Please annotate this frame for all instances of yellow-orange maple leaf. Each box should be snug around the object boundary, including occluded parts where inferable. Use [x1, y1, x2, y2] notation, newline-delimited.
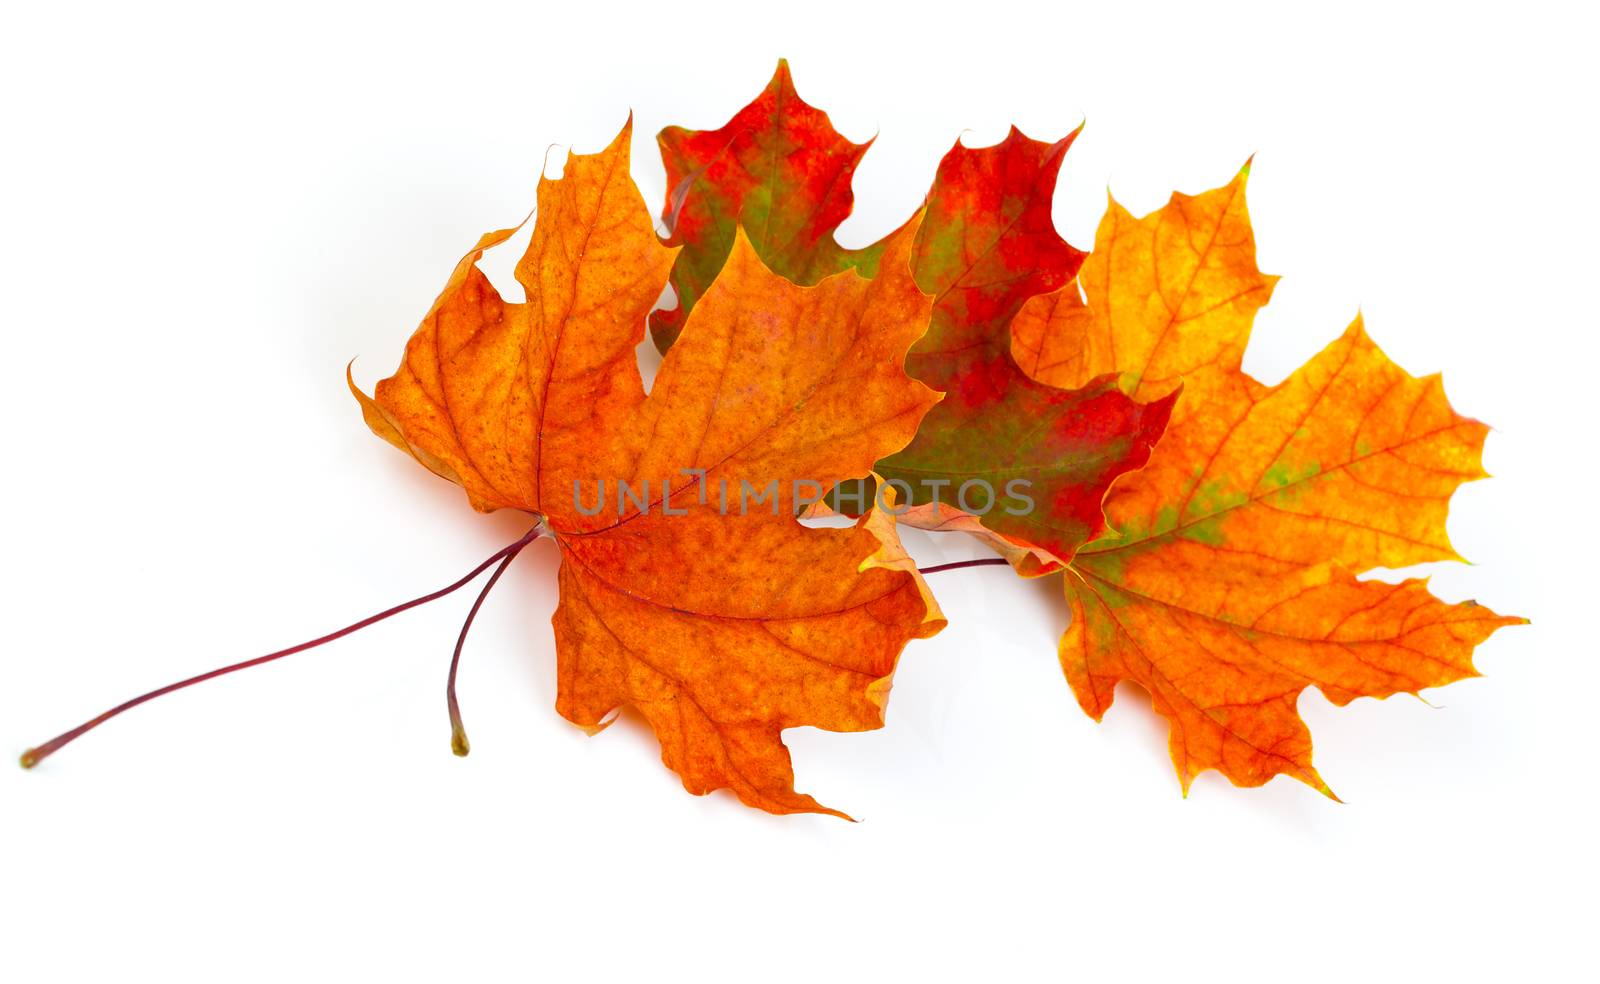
[1010, 169, 1523, 795]
[351, 122, 943, 816]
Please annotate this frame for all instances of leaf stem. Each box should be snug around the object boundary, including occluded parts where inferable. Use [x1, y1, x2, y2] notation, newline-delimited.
[21, 530, 1010, 770]
[446, 544, 527, 757]
[917, 558, 1012, 575]
[20, 526, 543, 770]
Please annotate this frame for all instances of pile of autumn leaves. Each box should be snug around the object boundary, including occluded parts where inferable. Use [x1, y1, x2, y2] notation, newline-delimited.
[354, 64, 1521, 817]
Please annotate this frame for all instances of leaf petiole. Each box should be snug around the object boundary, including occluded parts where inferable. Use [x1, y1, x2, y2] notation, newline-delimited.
[917, 558, 1011, 575]
[20, 527, 1003, 770]
[445, 544, 528, 757]
[20, 525, 544, 770]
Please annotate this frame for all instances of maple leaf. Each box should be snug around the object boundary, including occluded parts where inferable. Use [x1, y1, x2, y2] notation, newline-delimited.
[651, 60, 890, 351]
[869, 127, 1175, 567]
[652, 66, 1174, 568]
[352, 121, 943, 817]
[1011, 171, 1524, 794]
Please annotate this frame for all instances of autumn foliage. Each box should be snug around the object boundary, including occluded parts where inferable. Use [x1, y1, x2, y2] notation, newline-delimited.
[24, 61, 1521, 818]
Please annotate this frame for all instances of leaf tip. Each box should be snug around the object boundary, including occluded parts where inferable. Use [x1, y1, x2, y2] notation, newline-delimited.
[607, 112, 635, 151]
[822, 806, 858, 823]
[1305, 767, 1342, 802]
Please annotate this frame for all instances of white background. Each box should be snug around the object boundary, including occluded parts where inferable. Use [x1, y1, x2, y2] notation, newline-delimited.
[2, 1, 1593, 980]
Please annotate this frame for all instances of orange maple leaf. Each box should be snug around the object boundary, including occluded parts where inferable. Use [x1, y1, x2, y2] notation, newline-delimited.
[1009, 169, 1524, 795]
[352, 122, 943, 816]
